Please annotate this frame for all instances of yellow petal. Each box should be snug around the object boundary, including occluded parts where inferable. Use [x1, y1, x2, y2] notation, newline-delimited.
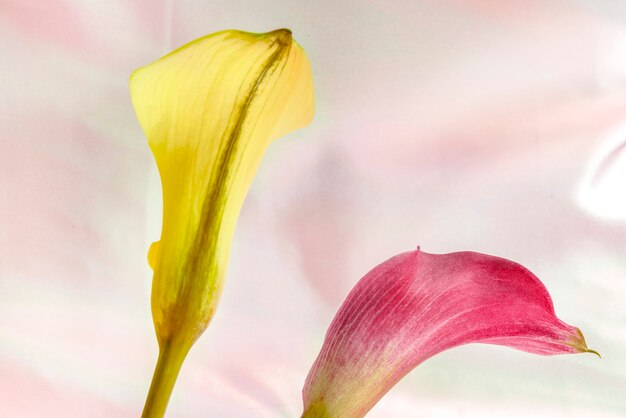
[130, 29, 314, 346]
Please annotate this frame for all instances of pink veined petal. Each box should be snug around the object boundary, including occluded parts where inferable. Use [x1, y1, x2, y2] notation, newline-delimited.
[302, 248, 597, 418]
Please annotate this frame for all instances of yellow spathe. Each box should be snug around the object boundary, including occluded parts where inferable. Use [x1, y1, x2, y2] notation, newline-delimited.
[131, 29, 314, 417]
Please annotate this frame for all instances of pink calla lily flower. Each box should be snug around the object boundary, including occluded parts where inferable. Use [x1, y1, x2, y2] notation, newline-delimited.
[302, 248, 597, 418]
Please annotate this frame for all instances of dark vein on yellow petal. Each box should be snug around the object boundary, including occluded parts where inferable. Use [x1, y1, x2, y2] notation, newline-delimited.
[172, 35, 292, 335]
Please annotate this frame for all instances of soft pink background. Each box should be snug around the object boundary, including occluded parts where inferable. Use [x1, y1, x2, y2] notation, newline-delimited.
[1, 1, 625, 417]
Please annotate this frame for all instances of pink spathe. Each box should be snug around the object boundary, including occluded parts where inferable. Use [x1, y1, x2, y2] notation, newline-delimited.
[303, 249, 593, 418]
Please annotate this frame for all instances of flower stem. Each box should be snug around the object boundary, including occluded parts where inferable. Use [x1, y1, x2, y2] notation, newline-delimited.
[142, 339, 191, 418]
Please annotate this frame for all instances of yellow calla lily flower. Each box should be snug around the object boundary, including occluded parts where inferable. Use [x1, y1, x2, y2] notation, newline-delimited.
[130, 28, 314, 418]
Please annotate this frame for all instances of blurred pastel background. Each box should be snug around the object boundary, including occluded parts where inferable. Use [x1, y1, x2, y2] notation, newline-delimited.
[1, 0, 626, 417]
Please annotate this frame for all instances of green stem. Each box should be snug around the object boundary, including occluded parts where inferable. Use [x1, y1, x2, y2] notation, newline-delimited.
[142, 339, 191, 418]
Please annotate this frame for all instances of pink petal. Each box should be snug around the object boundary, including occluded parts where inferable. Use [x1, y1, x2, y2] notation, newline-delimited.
[302, 248, 596, 418]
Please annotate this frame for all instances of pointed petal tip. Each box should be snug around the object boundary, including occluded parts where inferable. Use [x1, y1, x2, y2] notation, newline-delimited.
[569, 328, 601, 358]
[269, 28, 293, 45]
[585, 348, 602, 358]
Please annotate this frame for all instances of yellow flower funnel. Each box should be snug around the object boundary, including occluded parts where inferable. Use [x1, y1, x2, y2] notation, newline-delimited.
[130, 29, 314, 418]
